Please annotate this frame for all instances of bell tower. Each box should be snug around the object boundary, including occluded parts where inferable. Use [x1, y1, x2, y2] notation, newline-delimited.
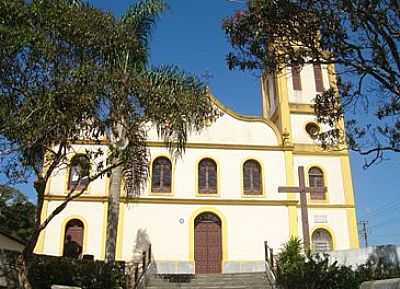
[261, 70, 293, 146]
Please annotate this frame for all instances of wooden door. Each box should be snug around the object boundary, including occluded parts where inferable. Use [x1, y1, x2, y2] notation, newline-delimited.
[63, 219, 84, 257]
[65, 219, 84, 247]
[194, 213, 222, 274]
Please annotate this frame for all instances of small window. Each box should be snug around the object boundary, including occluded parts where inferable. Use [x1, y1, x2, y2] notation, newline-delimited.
[68, 155, 90, 190]
[313, 64, 324, 92]
[151, 157, 172, 193]
[291, 65, 302, 91]
[309, 167, 325, 200]
[305, 122, 320, 140]
[243, 160, 262, 195]
[312, 229, 333, 252]
[198, 158, 217, 194]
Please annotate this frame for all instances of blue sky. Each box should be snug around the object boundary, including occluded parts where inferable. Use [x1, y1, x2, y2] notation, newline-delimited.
[11, 0, 400, 247]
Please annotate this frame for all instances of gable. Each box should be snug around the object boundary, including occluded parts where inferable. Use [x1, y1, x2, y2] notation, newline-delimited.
[147, 94, 281, 146]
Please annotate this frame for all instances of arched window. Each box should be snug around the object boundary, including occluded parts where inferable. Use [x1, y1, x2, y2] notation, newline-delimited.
[313, 64, 324, 92]
[312, 228, 333, 252]
[151, 157, 172, 192]
[63, 219, 84, 258]
[68, 155, 90, 190]
[243, 160, 262, 195]
[309, 167, 325, 200]
[291, 65, 302, 91]
[198, 158, 217, 194]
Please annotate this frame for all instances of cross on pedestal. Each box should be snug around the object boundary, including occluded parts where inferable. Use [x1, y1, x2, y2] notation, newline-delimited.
[278, 166, 327, 251]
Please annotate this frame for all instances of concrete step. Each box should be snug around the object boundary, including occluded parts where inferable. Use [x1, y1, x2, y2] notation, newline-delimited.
[146, 272, 271, 289]
[146, 285, 272, 289]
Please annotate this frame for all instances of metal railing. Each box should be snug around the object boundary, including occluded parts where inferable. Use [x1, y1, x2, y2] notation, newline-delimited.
[264, 241, 277, 289]
[127, 244, 152, 289]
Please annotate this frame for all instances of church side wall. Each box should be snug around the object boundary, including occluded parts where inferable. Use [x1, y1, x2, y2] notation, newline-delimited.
[297, 208, 350, 250]
[293, 155, 346, 204]
[41, 201, 106, 259]
[46, 144, 109, 197]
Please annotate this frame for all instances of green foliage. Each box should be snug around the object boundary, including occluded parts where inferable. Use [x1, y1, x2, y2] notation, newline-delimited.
[28, 255, 126, 289]
[277, 238, 304, 267]
[0, 185, 35, 242]
[223, 0, 400, 165]
[1, 249, 127, 289]
[0, 0, 219, 270]
[0, 0, 219, 192]
[275, 239, 400, 289]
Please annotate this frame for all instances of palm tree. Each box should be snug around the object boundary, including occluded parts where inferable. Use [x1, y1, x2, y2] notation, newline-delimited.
[102, 0, 219, 262]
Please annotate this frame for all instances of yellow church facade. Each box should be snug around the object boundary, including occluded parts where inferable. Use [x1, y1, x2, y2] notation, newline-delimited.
[35, 63, 359, 274]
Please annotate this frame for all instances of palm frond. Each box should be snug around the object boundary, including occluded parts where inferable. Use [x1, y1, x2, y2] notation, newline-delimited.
[122, 0, 167, 67]
[131, 65, 220, 154]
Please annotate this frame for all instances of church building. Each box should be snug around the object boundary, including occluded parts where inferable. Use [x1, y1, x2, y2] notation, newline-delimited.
[35, 63, 360, 274]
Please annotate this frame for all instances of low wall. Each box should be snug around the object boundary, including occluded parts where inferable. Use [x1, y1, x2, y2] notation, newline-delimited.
[360, 278, 400, 289]
[326, 245, 400, 268]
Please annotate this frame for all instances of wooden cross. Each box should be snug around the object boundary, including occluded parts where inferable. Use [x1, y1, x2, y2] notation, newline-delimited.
[278, 166, 327, 251]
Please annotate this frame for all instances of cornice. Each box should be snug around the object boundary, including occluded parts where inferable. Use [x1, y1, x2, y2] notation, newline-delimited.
[289, 103, 315, 114]
[44, 195, 354, 209]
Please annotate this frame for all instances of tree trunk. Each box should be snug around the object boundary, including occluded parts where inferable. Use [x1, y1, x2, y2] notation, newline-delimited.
[16, 178, 46, 289]
[105, 165, 122, 263]
[17, 234, 39, 289]
[17, 255, 32, 289]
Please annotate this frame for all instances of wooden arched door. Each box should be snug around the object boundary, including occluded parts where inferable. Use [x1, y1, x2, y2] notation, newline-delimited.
[194, 212, 222, 274]
[63, 219, 84, 258]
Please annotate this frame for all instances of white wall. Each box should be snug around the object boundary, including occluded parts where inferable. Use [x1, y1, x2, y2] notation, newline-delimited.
[48, 144, 109, 197]
[145, 147, 287, 200]
[293, 155, 346, 204]
[308, 208, 350, 250]
[121, 203, 290, 262]
[291, 114, 320, 144]
[43, 201, 106, 259]
[327, 245, 400, 267]
[147, 113, 279, 146]
[287, 64, 331, 104]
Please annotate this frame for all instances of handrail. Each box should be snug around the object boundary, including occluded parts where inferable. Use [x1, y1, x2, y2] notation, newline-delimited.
[127, 244, 152, 289]
[264, 241, 277, 289]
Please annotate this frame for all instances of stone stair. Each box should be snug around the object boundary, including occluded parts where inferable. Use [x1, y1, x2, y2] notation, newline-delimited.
[146, 272, 273, 289]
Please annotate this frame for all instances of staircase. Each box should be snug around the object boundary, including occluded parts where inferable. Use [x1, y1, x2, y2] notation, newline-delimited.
[146, 272, 273, 289]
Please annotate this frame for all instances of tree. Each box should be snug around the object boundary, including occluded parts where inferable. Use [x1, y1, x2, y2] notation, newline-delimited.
[223, 0, 400, 166]
[103, 0, 166, 264]
[0, 185, 35, 242]
[0, 0, 219, 288]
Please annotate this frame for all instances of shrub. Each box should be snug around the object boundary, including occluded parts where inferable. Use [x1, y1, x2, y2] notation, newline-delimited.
[274, 238, 398, 289]
[27, 254, 126, 289]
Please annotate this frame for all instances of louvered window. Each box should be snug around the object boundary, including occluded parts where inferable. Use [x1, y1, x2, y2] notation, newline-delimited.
[312, 229, 333, 252]
[309, 167, 325, 200]
[151, 157, 172, 192]
[198, 158, 217, 194]
[243, 160, 262, 195]
[68, 155, 90, 190]
[291, 65, 302, 91]
[313, 64, 324, 92]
